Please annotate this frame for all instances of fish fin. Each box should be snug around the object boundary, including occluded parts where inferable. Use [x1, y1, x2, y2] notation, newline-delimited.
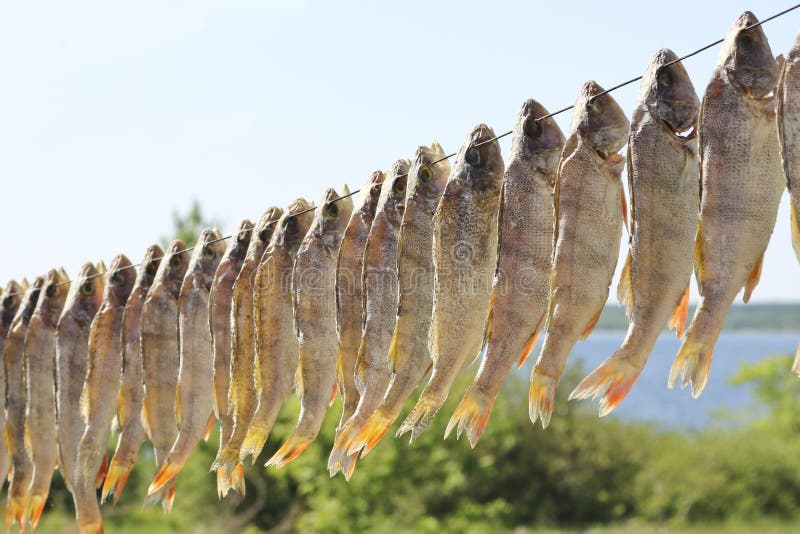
[387, 329, 400, 375]
[203, 414, 216, 442]
[620, 188, 629, 234]
[141, 397, 153, 440]
[518, 315, 545, 368]
[162, 480, 177, 514]
[147, 457, 184, 497]
[693, 225, 705, 293]
[240, 427, 268, 464]
[418, 362, 433, 387]
[668, 334, 714, 398]
[329, 384, 339, 407]
[339, 453, 358, 481]
[669, 284, 690, 338]
[354, 339, 367, 395]
[211, 444, 240, 474]
[6, 493, 27, 532]
[26, 495, 47, 531]
[96, 453, 110, 488]
[580, 306, 603, 340]
[792, 341, 800, 376]
[230, 463, 246, 496]
[328, 420, 360, 477]
[791, 200, 800, 261]
[175, 384, 182, 427]
[569, 353, 642, 416]
[445, 385, 495, 448]
[626, 135, 635, 234]
[396, 396, 442, 444]
[528, 369, 558, 429]
[617, 251, 634, 319]
[742, 252, 764, 304]
[95, 260, 107, 275]
[265, 433, 313, 469]
[348, 408, 394, 458]
[483, 289, 497, 347]
[215, 466, 231, 499]
[101, 461, 133, 505]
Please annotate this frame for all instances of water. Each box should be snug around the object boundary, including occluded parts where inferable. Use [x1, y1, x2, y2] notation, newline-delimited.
[518, 331, 799, 429]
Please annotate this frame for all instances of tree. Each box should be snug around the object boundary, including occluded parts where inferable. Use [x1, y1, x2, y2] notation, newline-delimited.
[160, 199, 222, 249]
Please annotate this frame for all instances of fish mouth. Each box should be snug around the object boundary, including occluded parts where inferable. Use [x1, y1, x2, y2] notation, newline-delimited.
[663, 120, 697, 140]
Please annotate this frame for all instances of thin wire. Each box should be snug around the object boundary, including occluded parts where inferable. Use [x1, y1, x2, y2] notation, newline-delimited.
[4, 3, 799, 298]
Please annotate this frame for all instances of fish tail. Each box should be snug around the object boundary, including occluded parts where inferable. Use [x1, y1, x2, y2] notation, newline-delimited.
[569, 351, 642, 416]
[668, 333, 714, 398]
[25, 494, 47, 531]
[793, 341, 800, 376]
[6, 494, 28, 532]
[348, 408, 394, 458]
[101, 461, 133, 505]
[230, 463, 246, 496]
[147, 457, 185, 497]
[141, 478, 176, 512]
[76, 520, 104, 534]
[265, 433, 313, 469]
[396, 395, 444, 444]
[239, 428, 268, 465]
[211, 445, 240, 475]
[528, 370, 558, 429]
[444, 385, 495, 448]
[215, 466, 232, 499]
[327, 421, 362, 479]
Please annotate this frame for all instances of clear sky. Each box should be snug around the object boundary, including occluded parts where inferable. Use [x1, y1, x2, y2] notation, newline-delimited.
[1, 0, 798, 302]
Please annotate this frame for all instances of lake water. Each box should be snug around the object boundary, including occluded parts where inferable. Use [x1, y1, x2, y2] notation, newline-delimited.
[517, 331, 800, 429]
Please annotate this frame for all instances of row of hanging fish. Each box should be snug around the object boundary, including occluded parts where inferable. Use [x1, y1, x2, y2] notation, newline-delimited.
[0, 10, 798, 534]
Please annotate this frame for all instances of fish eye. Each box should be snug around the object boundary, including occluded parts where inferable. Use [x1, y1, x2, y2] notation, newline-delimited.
[203, 244, 216, 259]
[325, 202, 339, 218]
[465, 147, 481, 166]
[259, 227, 271, 243]
[738, 33, 753, 52]
[169, 256, 181, 269]
[237, 229, 250, 243]
[81, 280, 94, 295]
[145, 261, 158, 276]
[46, 284, 56, 298]
[283, 216, 297, 229]
[588, 97, 603, 115]
[110, 271, 122, 284]
[658, 68, 673, 88]
[523, 116, 542, 138]
[392, 179, 406, 195]
[417, 166, 432, 182]
[2, 296, 13, 309]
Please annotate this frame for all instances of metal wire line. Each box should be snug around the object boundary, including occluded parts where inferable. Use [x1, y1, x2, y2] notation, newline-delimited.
[3, 3, 799, 298]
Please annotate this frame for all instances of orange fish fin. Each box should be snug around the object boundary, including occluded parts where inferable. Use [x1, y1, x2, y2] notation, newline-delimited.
[417, 362, 433, 387]
[329, 384, 339, 407]
[175, 384, 182, 426]
[96, 453, 110, 488]
[617, 250, 634, 319]
[570, 355, 642, 416]
[694, 224, 705, 294]
[265, 433, 313, 469]
[669, 284, 690, 338]
[518, 314, 545, 367]
[743, 251, 764, 304]
[620, 187, 629, 233]
[203, 414, 216, 442]
[528, 370, 558, 429]
[354, 339, 367, 394]
[445, 386, 495, 448]
[141, 397, 153, 439]
[387, 329, 400, 375]
[580, 306, 604, 340]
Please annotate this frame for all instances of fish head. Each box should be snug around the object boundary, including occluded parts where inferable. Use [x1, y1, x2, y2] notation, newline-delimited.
[459, 124, 504, 195]
[644, 49, 700, 134]
[105, 254, 136, 306]
[192, 228, 226, 288]
[2, 280, 25, 328]
[159, 240, 190, 299]
[513, 99, 566, 177]
[228, 219, 254, 264]
[360, 171, 386, 217]
[319, 186, 355, 249]
[139, 244, 164, 289]
[724, 12, 778, 99]
[573, 81, 630, 158]
[409, 142, 450, 204]
[61, 262, 104, 326]
[17, 275, 45, 323]
[251, 207, 284, 259]
[278, 198, 315, 255]
[380, 159, 411, 226]
[39, 268, 70, 325]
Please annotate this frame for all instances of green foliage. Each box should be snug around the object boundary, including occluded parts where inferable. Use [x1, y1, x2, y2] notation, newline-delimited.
[160, 200, 222, 249]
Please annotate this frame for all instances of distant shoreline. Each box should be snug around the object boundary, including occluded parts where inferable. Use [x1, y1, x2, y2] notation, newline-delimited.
[595, 303, 800, 332]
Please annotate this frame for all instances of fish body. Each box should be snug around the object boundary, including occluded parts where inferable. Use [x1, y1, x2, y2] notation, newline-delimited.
[329, 161, 409, 477]
[141, 241, 189, 511]
[398, 125, 505, 442]
[351, 144, 450, 457]
[103, 245, 163, 504]
[24, 269, 69, 528]
[572, 49, 701, 414]
[209, 220, 251, 497]
[5, 276, 43, 531]
[147, 230, 225, 497]
[529, 81, 630, 429]
[56, 263, 105, 494]
[74, 255, 136, 533]
[330, 172, 384, 463]
[240, 200, 315, 463]
[448, 99, 565, 446]
[669, 12, 783, 396]
[0, 281, 24, 491]
[779, 34, 800, 370]
[213, 207, 283, 474]
[266, 187, 354, 468]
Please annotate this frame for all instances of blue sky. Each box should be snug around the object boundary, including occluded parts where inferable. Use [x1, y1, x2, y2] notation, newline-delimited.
[1, 1, 798, 302]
